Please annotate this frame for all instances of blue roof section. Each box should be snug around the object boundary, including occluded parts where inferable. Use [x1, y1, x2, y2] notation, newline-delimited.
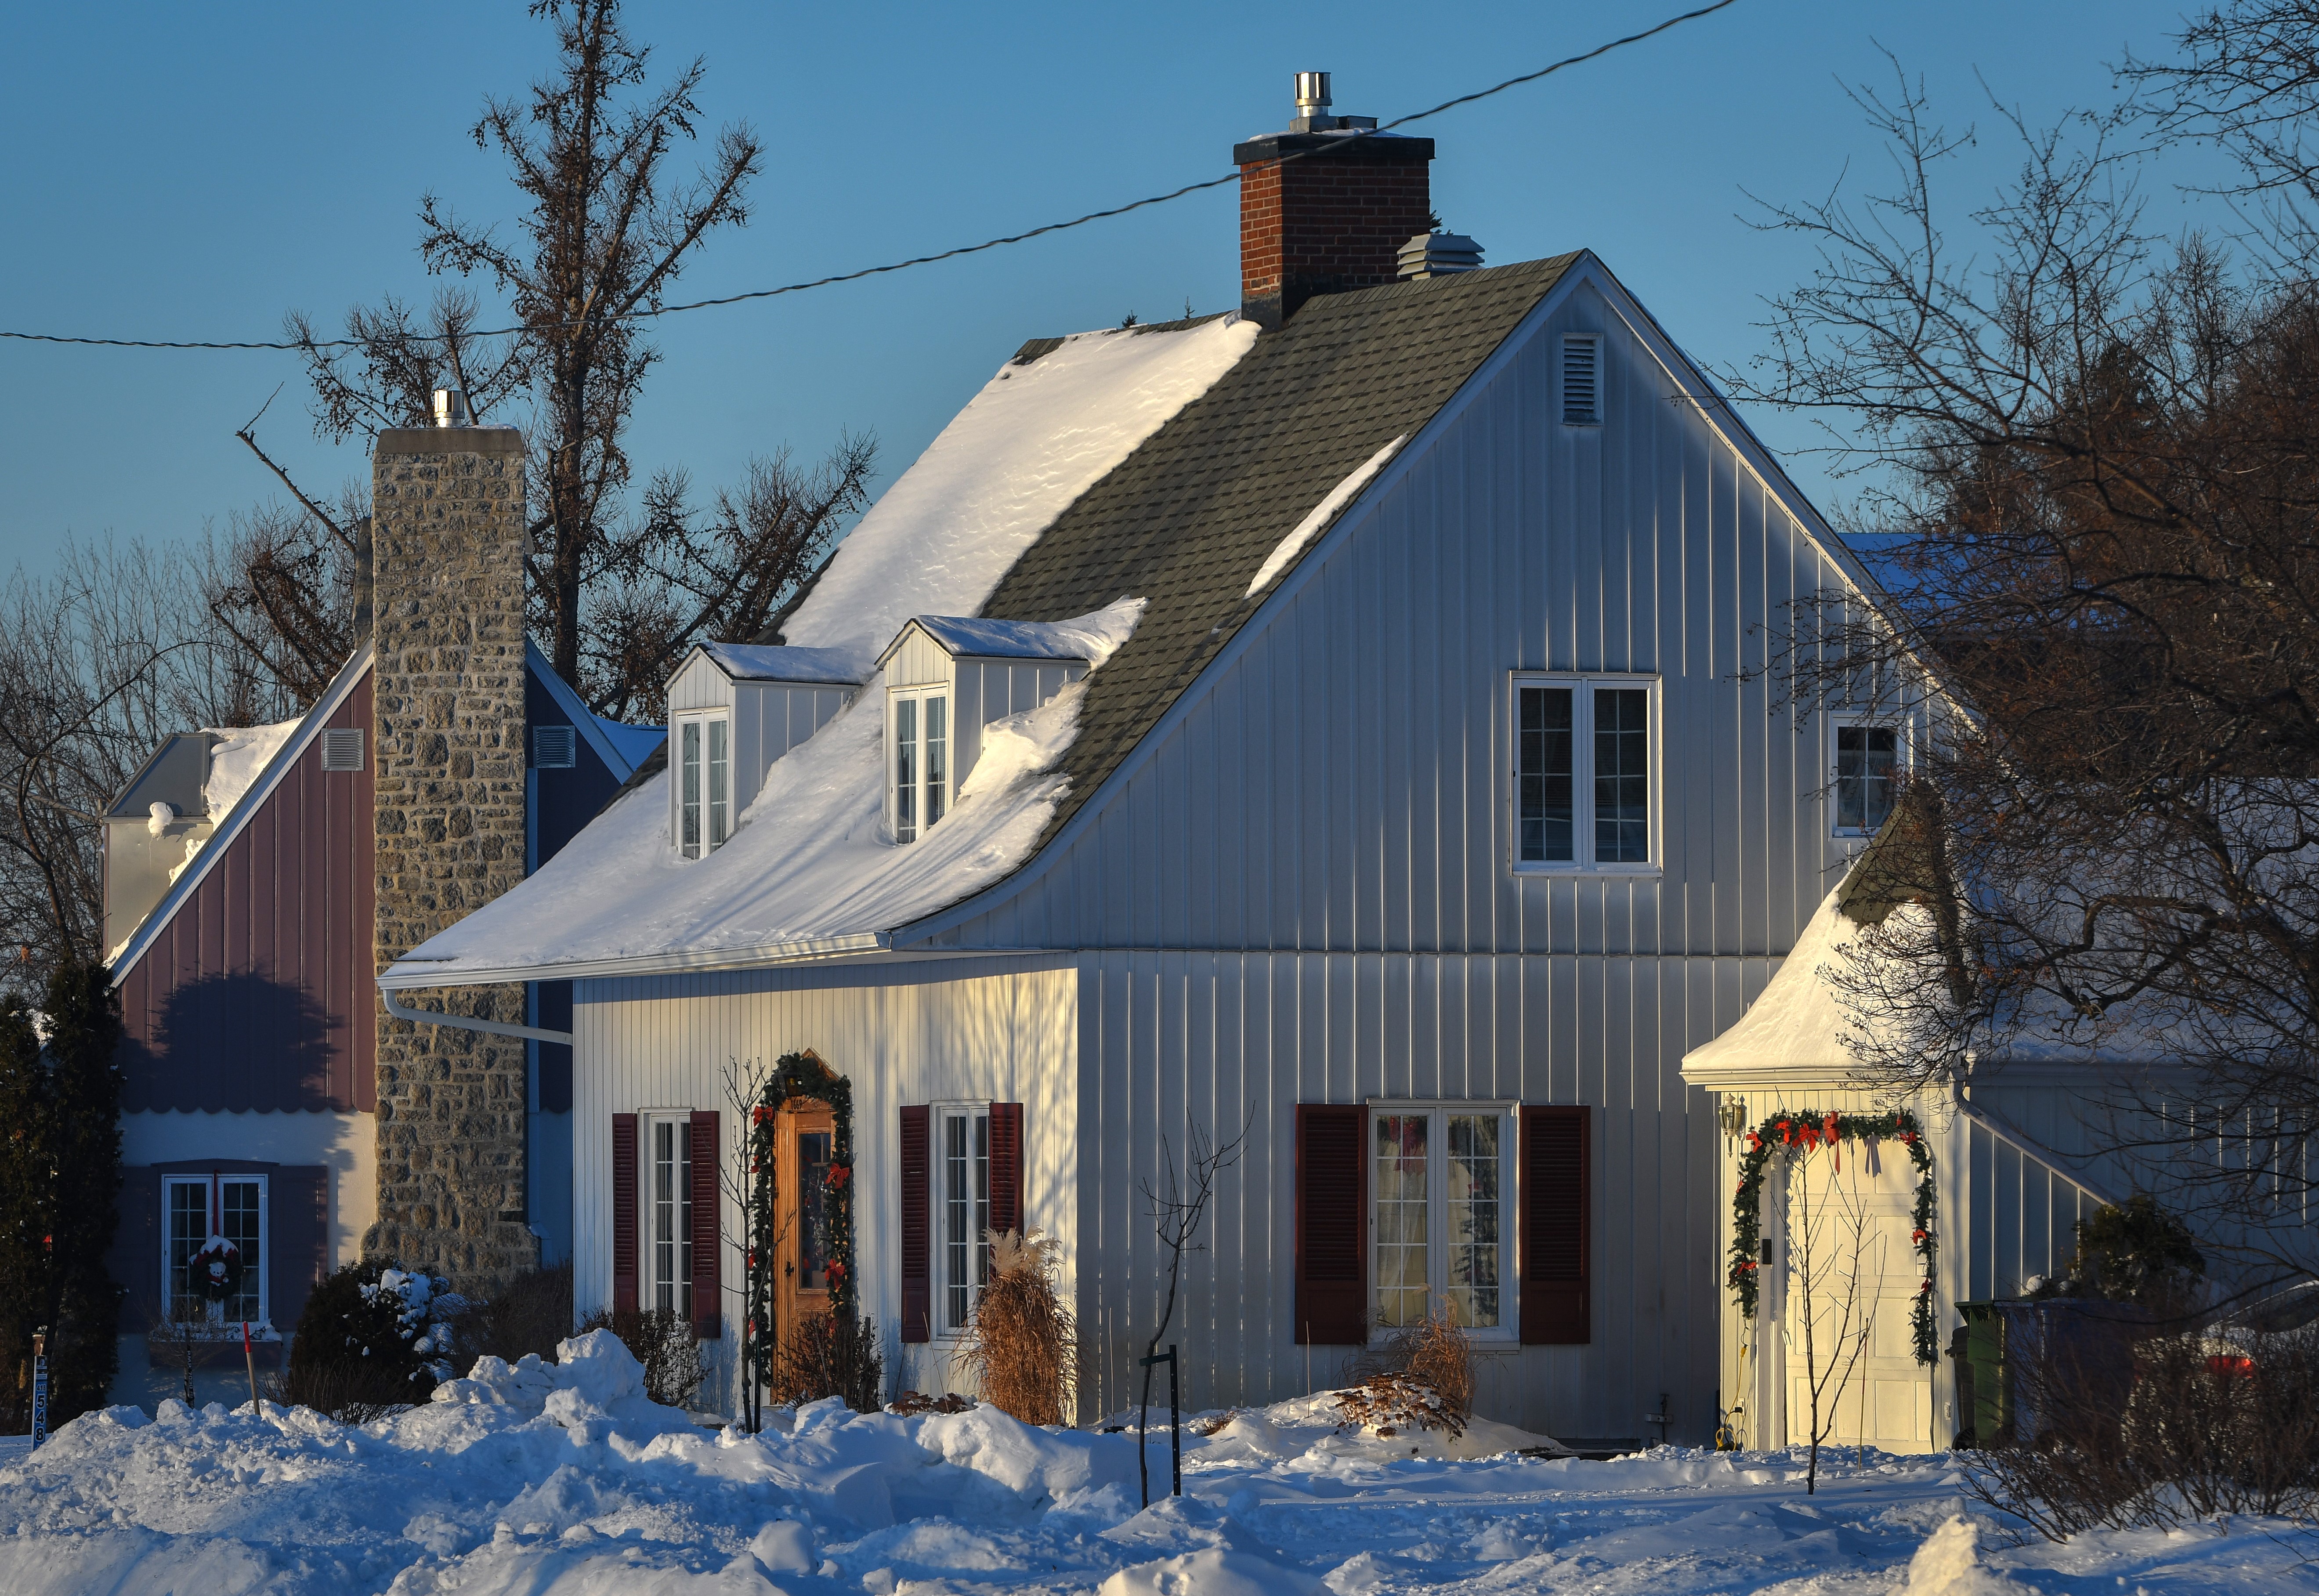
[695, 642, 864, 685]
[593, 715, 666, 770]
[902, 615, 1092, 662]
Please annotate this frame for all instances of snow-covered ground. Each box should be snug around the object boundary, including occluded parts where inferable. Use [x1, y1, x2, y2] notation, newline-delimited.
[0, 1334, 2307, 1596]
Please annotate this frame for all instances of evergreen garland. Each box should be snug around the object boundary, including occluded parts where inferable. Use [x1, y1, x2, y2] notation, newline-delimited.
[1727, 1108, 1939, 1366]
[744, 1051, 856, 1401]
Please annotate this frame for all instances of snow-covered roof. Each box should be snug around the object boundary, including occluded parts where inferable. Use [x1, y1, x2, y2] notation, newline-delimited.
[379, 601, 1147, 985]
[109, 645, 375, 982]
[881, 615, 1093, 666]
[692, 641, 864, 686]
[375, 315, 1259, 985]
[773, 317, 1259, 677]
[1679, 886, 1881, 1089]
[110, 642, 663, 984]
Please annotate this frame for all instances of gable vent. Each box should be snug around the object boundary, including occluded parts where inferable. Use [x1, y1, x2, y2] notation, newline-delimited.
[1562, 334, 1602, 425]
[319, 728, 365, 772]
[532, 725, 578, 769]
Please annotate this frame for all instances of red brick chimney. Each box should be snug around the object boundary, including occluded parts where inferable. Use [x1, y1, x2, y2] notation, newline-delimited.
[1236, 72, 1435, 329]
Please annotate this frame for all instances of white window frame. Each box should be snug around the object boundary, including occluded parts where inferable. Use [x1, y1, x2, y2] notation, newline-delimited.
[1509, 673, 1662, 874]
[161, 1173, 269, 1328]
[673, 712, 732, 859]
[1366, 1099, 1518, 1345]
[639, 1111, 695, 1320]
[930, 1100, 990, 1337]
[889, 686, 952, 846]
[1828, 714, 1909, 838]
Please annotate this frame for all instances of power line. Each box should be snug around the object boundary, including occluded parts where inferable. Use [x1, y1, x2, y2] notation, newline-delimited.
[0, 0, 1738, 355]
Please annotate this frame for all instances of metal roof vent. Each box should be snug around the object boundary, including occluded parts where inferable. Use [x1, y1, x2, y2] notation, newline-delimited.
[432, 387, 473, 427]
[1290, 71, 1376, 134]
[1396, 232, 1484, 280]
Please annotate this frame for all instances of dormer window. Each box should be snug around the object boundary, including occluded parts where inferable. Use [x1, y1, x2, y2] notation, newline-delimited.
[877, 615, 1093, 850]
[892, 688, 949, 843]
[676, 712, 730, 858]
[663, 643, 861, 862]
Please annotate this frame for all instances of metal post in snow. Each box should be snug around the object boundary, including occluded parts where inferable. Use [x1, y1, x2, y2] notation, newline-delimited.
[243, 1321, 259, 1414]
[1169, 1343, 1181, 1498]
[30, 1330, 47, 1449]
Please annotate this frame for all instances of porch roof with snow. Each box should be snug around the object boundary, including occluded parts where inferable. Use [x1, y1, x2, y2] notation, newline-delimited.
[385, 250, 1875, 988]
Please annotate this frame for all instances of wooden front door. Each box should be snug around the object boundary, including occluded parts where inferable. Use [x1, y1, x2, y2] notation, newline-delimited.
[776, 1100, 837, 1356]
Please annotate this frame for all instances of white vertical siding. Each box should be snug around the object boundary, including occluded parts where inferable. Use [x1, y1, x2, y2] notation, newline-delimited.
[1074, 950, 1764, 1443]
[905, 280, 1867, 1443]
[927, 279, 1862, 957]
[572, 957, 1076, 1415]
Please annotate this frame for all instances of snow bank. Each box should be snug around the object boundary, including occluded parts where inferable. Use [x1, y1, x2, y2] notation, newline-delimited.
[784, 316, 1255, 676]
[0, 1394, 2307, 1596]
[393, 600, 1145, 975]
[1245, 435, 1407, 598]
[1901, 1516, 2029, 1596]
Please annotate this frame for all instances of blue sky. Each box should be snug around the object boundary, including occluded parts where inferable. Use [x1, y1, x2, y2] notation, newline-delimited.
[0, 1, 2227, 575]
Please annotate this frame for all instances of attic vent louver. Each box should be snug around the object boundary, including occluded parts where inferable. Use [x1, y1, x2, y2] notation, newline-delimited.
[1562, 335, 1602, 425]
[1396, 232, 1483, 280]
[320, 728, 364, 772]
[532, 725, 578, 769]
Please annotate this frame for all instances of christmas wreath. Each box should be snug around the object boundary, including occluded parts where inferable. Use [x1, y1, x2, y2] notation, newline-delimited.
[1727, 1109, 1939, 1365]
[188, 1235, 244, 1304]
[744, 1051, 857, 1399]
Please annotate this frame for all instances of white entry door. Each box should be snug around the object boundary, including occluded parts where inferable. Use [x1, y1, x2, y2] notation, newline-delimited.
[1780, 1140, 1934, 1453]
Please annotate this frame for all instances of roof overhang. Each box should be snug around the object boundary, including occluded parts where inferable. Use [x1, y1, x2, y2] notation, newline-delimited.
[376, 934, 1058, 989]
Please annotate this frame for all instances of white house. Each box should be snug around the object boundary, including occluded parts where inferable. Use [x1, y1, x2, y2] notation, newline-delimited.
[379, 83, 1900, 1447]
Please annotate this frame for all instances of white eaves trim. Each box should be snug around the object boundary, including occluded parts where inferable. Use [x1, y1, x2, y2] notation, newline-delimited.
[376, 928, 909, 993]
[109, 642, 376, 987]
[525, 639, 645, 782]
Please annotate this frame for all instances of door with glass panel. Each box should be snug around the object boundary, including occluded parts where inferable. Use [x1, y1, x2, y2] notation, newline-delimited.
[775, 1100, 837, 1359]
[1373, 1106, 1512, 1336]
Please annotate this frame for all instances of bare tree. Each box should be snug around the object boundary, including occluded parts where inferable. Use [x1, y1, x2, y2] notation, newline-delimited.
[262, 0, 874, 720]
[0, 541, 257, 995]
[1780, 1149, 1881, 1494]
[1135, 1115, 1246, 1500]
[1735, 37, 2319, 1288]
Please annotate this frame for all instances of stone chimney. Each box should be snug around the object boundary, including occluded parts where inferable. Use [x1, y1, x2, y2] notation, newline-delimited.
[366, 396, 534, 1290]
[1235, 72, 1435, 329]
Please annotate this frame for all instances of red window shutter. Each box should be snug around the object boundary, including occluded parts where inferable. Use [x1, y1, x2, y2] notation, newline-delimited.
[900, 1104, 930, 1342]
[1520, 1105, 1590, 1344]
[612, 1113, 639, 1317]
[689, 1110, 721, 1338]
[1295, 1104, 1367, 1344]
[988, 1102, 1024, 1237]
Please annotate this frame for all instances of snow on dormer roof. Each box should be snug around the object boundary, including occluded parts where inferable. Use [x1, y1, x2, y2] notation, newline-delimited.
[877, 615, 1093, 670]
[693, 642, 865, 686]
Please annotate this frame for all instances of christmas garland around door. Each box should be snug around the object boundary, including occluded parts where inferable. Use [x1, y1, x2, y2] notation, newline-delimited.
[1727, 1109, 1939, 1366]
[745, 1050, 857, 1397]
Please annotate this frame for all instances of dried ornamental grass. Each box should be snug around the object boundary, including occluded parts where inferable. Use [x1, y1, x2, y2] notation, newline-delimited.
[1334, 1372, 1468, 1440]
[955, 1229, 1077, 1426]
[1342, 1300, 1476, 1418]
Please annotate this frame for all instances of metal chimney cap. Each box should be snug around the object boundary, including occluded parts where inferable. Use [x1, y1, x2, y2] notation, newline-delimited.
[432, 388, 473, 427]
[1295, 71, 1331, 117]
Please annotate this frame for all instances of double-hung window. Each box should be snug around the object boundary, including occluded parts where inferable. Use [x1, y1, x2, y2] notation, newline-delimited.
[675, 713, 731, 858]
[163, 1174, 266, 1325]
[1372, 1102, 1516, 1339]
[647, 1115, 694, 1319]
[891, 688, 950, 844]
[1513, 675, 1658, 870]
[1831, 717, 1901, 836]
[933, 1103, 989, 1334]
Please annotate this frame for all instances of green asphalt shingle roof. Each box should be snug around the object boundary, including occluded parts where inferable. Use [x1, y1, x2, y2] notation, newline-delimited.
[974, 253, 1578, 854]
